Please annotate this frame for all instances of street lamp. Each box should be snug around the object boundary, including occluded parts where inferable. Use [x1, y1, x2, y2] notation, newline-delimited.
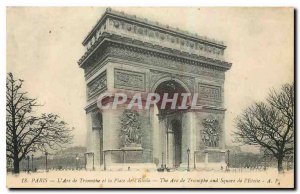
[45, 152, 48, 172]
[226, 150, 230, 170]
[161, 152, 164, 169]
[103, 152, 106, 171]
[233, 153, 238, 170]
[92, 153, 95, 170]
[187, 148, 190, 172]
[194, 151, 196, 169]
[31, 154, 34, 172]
[76, 154, 79, 170]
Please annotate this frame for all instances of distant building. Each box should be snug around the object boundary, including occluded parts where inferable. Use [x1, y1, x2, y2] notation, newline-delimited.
[19, 146, 87, 171]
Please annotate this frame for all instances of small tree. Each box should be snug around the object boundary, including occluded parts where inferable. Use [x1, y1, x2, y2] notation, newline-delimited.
[6, 73, 73, 173]
[234, 83, 294, 173]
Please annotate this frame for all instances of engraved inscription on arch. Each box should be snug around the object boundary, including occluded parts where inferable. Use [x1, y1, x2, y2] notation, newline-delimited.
[114, 69, 146, 91]
[198, 83, 221, 102]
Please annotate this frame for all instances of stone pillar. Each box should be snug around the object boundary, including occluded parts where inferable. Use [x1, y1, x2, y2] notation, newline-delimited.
[167, 130, 175, 168]
[220, 150, 226, 166]
[151, 106, 160, 166]
[158, 117, 166, 167]
[86, 110, 102, 170]
[85, 112, 93, 169]
[102, 108, 122, 168]
[139, 108, 152, 164]
[204, 151, 209, 165]
[91, 128, 101, 169]
[181, 111, 196, 166]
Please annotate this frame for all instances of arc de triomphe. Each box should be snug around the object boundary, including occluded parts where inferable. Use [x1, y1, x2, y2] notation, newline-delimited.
[78, 8, 232, 170]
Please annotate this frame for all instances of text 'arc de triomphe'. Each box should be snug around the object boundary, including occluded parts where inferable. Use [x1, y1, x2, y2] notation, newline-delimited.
[78, 8, 232, 171]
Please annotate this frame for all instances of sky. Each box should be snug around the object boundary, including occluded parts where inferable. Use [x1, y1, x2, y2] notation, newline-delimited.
[6, 7, 294, 151]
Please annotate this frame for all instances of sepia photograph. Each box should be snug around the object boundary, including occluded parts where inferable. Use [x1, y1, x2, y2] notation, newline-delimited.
[5, 6, 294, 189]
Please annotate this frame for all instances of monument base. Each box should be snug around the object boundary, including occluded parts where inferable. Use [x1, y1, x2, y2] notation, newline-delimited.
[102, 163, 157, 171]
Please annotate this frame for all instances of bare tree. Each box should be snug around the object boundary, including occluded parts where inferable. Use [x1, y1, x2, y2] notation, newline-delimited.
[234, 83, 294, 173]
[6, 73, 73, 173]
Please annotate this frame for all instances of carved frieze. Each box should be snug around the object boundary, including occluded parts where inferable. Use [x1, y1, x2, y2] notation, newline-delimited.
[114, 69, 145, 91]
[198, 83, 221, 102]
[81, 36, 228, 80]
[87, 71, 107, 98]
[109, 45, 225, 78]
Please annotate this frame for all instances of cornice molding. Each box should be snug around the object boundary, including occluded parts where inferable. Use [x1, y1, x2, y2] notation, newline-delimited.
[79, 8, 232, 70]
[83, 8, 225, 47]
[79, 37, 231, 74]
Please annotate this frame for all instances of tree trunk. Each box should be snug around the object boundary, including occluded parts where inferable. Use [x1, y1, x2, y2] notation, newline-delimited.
[12, 132, 20, 174]
[277, 156, 284, 173]
[13, 158, 20, 174]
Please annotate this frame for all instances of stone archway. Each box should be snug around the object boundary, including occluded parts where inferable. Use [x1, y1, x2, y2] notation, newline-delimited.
[150, 76, 192, 95]
[152, 79, 189, 168]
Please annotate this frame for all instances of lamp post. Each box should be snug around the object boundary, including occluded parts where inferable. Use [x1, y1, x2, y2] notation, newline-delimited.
[161, 152, 164, 169]
[84, 153, 87, 170]
[76, 154, 79, 170]
[45, 152, 48, 172]
[26, 156, 30, 173]
[226, 150, 230, 170]
[187, 148, 190, 172]
[234, 153, 236, 169]
[103, 152, 106, 171]
[92, 153, 95, 170]
[31, 154, 34, 172]
[194, 151, 196, 169]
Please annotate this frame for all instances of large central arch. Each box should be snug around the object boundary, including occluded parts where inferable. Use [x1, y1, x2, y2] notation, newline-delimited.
[152, 79, 190, 169]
